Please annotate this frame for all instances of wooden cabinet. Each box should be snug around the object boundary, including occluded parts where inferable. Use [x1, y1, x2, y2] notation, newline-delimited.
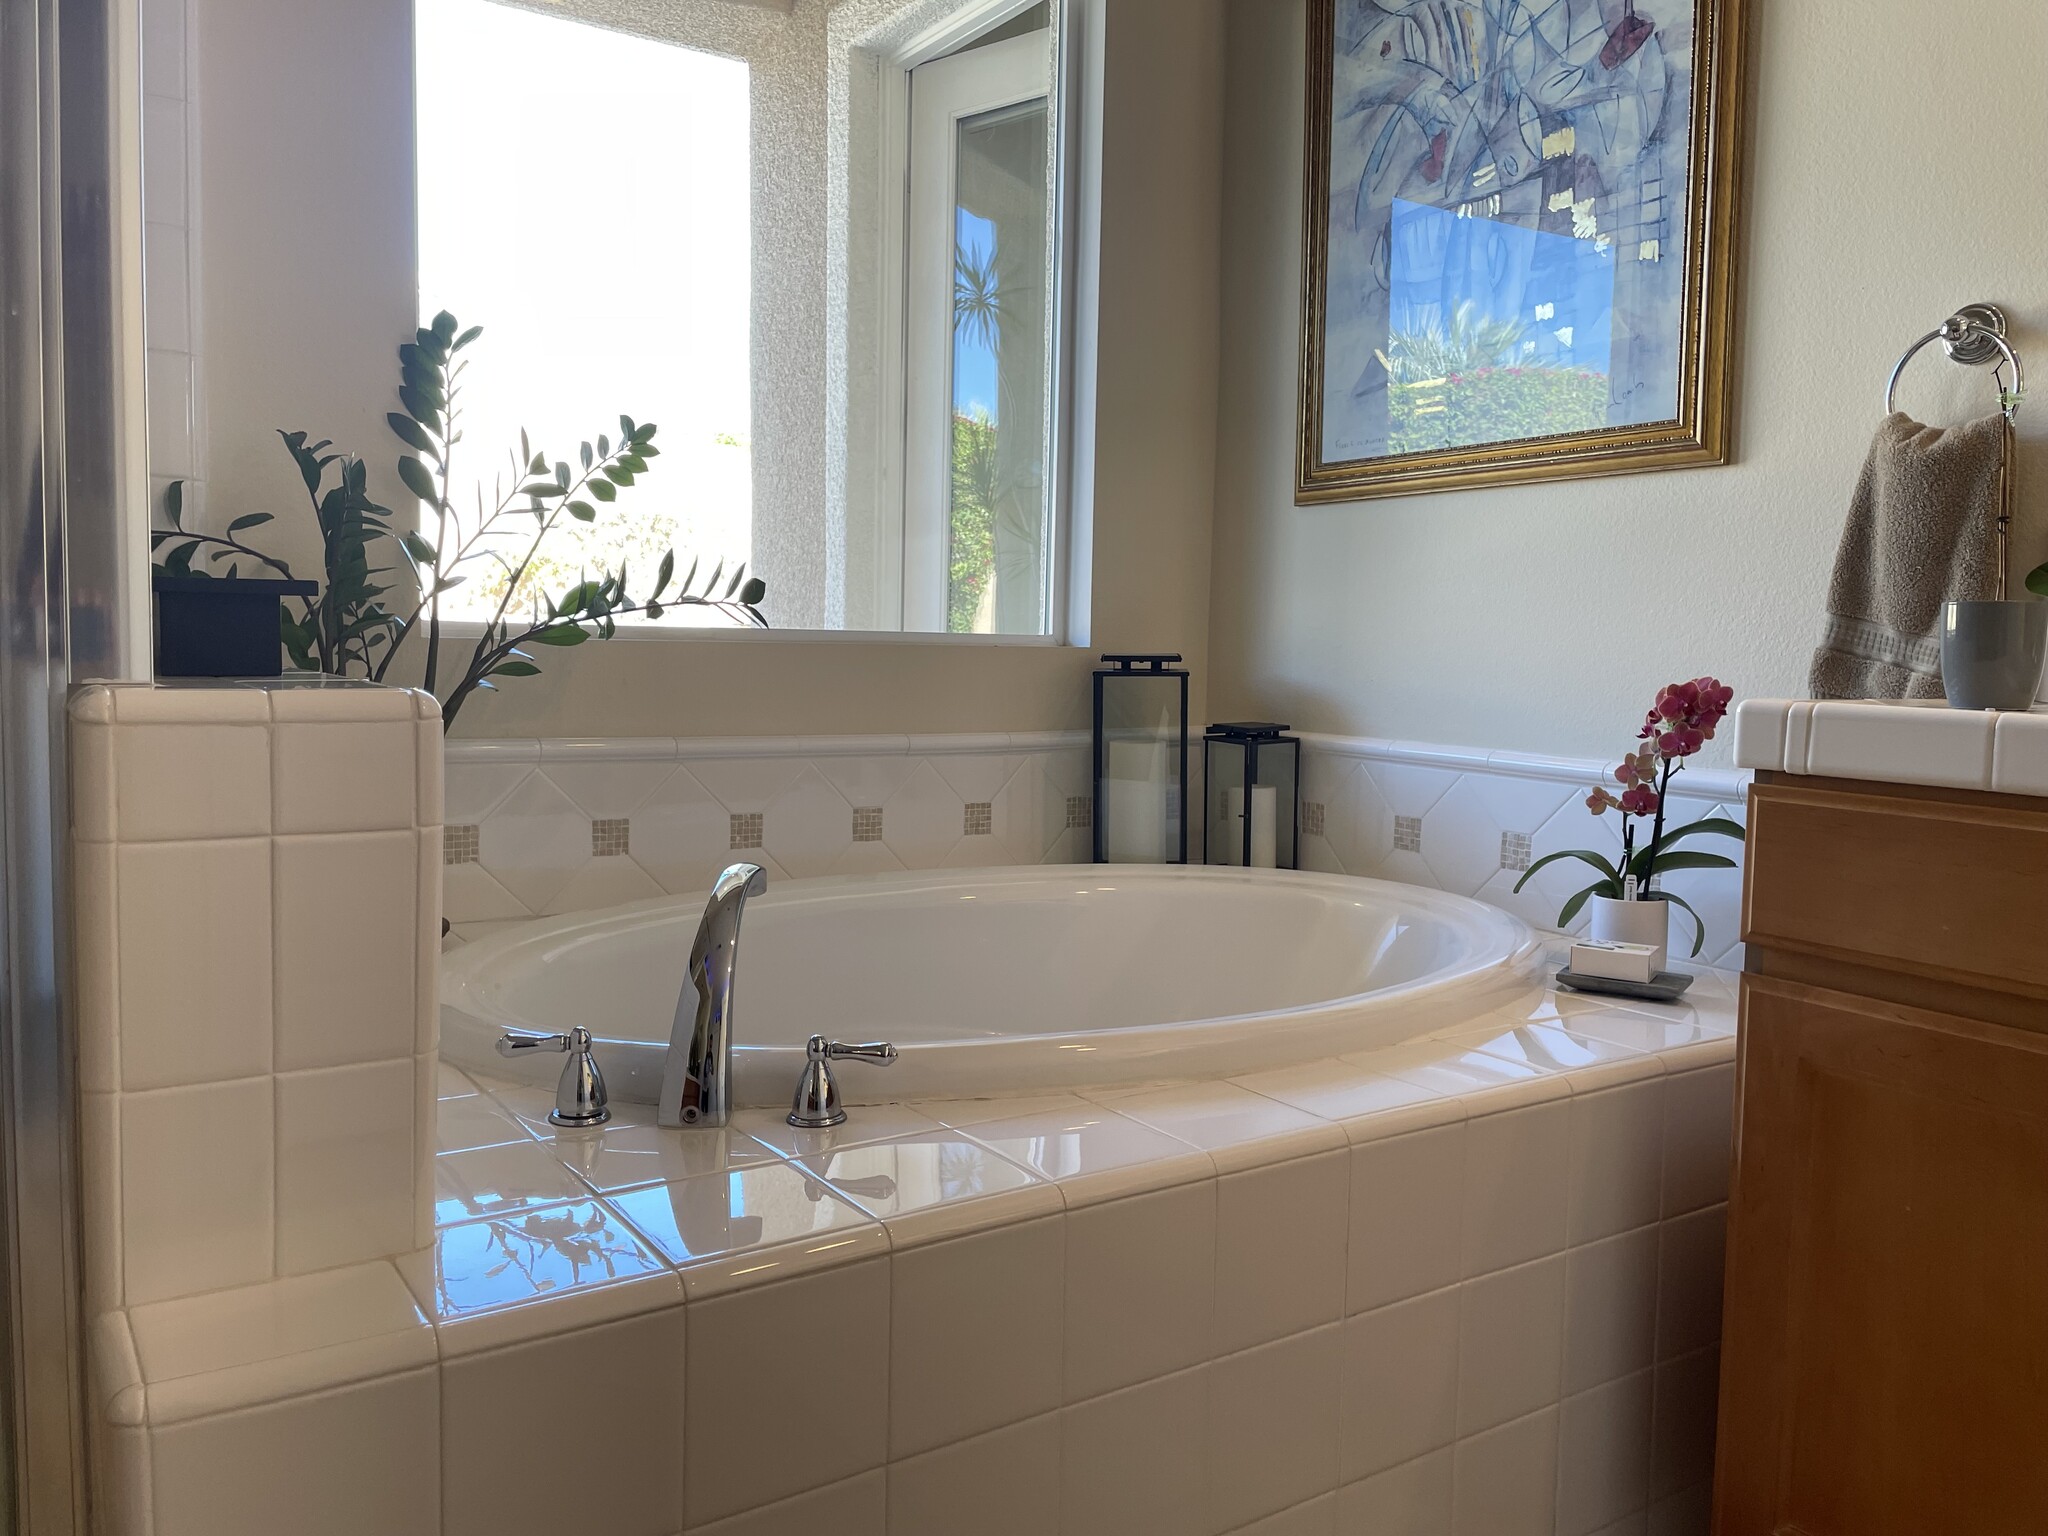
[1715, 774, 2048, 1536]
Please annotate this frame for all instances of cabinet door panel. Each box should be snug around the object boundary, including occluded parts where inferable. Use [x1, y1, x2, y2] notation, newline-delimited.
[1716, 974, 2048, 1536]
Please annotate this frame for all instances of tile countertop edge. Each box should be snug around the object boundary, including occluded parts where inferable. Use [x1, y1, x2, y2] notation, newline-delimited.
[1734, 696, 2048, 797]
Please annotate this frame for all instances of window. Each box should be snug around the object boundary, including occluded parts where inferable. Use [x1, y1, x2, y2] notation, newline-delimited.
[413, 0, 1079, 638]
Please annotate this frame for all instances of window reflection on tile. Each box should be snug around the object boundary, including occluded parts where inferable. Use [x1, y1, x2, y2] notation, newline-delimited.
[434, 1141, 585, 1227]
[430, 1199, 665, 1316]
[806, 1135, 1036, 1219]
[608, 1161, 875, 1266]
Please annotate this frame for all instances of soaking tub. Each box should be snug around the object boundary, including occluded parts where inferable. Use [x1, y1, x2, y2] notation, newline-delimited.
[441, 864, 1541, 1106]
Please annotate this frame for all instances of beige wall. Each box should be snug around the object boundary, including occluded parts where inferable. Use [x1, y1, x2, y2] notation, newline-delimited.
[1206, 0, 2048, 766]
[187, 0, 1223, 739]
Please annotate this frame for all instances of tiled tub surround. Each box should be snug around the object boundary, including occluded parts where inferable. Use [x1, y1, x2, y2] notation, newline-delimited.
[441, 731, 1750, 970]
[1732, 696, 2048, 794]
[89, 958, 1733, 1536]
[70, 681, 444, 1313]
[1296, 735, 1752, 971]
[439, 733, 1097, 925]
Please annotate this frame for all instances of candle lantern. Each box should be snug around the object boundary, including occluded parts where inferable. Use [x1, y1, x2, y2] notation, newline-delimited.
[1203, 722, 1300, 869]
[1092, 654, 1189, 864]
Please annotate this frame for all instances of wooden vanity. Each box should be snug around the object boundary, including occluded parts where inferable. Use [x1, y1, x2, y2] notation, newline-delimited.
[1714, 770, 2048, 1535]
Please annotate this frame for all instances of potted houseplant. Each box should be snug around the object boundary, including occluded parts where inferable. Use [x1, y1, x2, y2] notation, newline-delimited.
[150, 311, 767, 725]
[1513, 677, 1745, 964]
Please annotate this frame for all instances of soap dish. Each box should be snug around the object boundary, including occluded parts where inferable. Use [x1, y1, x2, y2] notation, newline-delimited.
[1555, 967, 1696, 1004]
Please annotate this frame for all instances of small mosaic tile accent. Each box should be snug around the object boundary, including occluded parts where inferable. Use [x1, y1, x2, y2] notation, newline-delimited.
[1500, 830, 1532, 872]
[592, 818, 630, 858]
[1394, 815, 1423, 853]
[444, 824, 480, 865]
[852, 807, 883, 842]
[1065, 796, 1092, 830]
[1301, 800, 1326, 837]
[963, 801, 994, 836]
[729, 812, 764, 850]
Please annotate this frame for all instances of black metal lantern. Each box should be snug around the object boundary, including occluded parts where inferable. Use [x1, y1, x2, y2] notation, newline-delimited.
[1092, 654, 1188, 864]
[1203, 722, 1300, 869]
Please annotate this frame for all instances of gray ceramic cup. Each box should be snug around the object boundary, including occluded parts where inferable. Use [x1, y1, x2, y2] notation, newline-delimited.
[1941, 600, 2048, 711]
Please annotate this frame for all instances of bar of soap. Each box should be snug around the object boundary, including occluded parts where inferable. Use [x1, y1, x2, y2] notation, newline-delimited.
[1570, 939, 1659, 983]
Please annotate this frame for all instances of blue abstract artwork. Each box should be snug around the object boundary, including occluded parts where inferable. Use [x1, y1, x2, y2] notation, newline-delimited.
[1318, 0, 1697, 464]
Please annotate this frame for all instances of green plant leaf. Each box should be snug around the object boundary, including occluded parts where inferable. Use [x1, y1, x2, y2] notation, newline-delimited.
[739, 576, 767, 605]
[398, 456, 439, 502]
[530, 625, 589, 646]
[567, 500, 596, 522]
[1646, 851, 1738, 876]
[387, 413, 438, 454]
[399, 530, 438, 565]
[2026, 563, 2048, 598]
[589, 479, 616, 503]
[1556, 882, 1607, 929]
[1656, 891, 1709, 957]
[398, 387, 441, 433]
[518, 480, 563, 499]
[654, 550, 675, 597]
[454, 325, 482, 349]
[491, 660, 542, 678]
[1512, 847, 1620, 893]
[164, 479, 184, 528]
[580, 441, 594, 471]
[226, 513, 273, 533]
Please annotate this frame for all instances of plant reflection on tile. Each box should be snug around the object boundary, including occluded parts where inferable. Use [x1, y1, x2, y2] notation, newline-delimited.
[432, 1199, 664, 1316]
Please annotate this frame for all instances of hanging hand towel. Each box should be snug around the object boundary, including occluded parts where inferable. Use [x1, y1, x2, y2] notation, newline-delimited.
[1808, 411, 2010, 700]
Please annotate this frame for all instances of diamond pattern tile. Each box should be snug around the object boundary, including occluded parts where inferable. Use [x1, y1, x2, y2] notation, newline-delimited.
[476, 771, 590, 912]
[1327, 762, 1393, 875]
[762, 765, 853, 876]
[630, 765, 732, 894]
[881, 760, 964, 866]
[1417, 778, 1503, 895]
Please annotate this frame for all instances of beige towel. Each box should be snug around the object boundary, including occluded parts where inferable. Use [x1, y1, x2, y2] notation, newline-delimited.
[1809, 411, 2011, 699]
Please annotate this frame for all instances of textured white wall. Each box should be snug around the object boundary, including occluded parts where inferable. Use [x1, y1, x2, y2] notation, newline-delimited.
[1206, 0, 2048, 766]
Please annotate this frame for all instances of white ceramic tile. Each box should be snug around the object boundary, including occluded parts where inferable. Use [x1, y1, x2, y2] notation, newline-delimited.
[149, 1368, 438, 1536]
[419, 1197, 672, 1333]
[433, 1139, 587, 1228]
[114, 723, 272, 841]
[273, 831, 418, 1069]
[73, 840, 118, 1094]
[891, 1214, 1064, 1457]
[1228, 1493, 1338, 1536]
[274, 720, 418, 833]
[917, 1091, 1091, 1128]
[81, 1092, 122, 1312]
[1337, 1448, 1452, 1535]
[803, 1133, 1056, 1246]
[1457, 1254, 1566, 1435]
[122, 1077, 273, 1305]
[684, 1257, 890, 1526]
[887, 1413, 1059, 1536]
[1459, 1019, 1656, 1082]
[116, 838, 272, 1090]
[1806, 700, 1994, 789]
[1557, 1371, 1654, 1536]
[762, 764, 855, 876]
[1349, 1122, 1465, 1313]
[689, 1470, 886, 1536]
[443, 761, 531, 825]
[1364, 760, 1459, 821]
[1730, 699, 1789, 774]
[95, 1421, 153, 1536]
[1568, 1080, 1666, 1244]
[1648, 1348, 1719, 1502]
[434, 1091, 529, 1153]
[1780, 701, 1815, 775]
[815, 753, 919, 809]
[442, 1307, 685, 1536]
[477, 773, 592, 912]
[538, 856, 665, 916]
[736, 1102, 945, 1160]
[140, 0, 185, 98]
[1095, 1080, 1345, 1174]
[1214, 1149, 1349, 1353]
[537, 757, 675, 820]
[1338, 1286, 1459, 1482]
[1451, 1406, 1558, 1536]
[606, 1160, 887, 1298]
[1063, 1179, 1214, 1401]
[880, 761, 965, 866]
[1418, 777, 1509, 896]
[629, 765, 735, 893]
[1661, 1066, 1734, 1217]
[1460, 1100, 1570, 1276]
[688, 755, 808, 814]
[108, 685, 269, 725]
[275, 1060, 417, 1273]
[1991, 711, 2048, 795]
[128, 1260, 433, 1423]
[1058, 1366, 1211, 1536]
[441, 861, 531, 924]
[967, 1105, 1211, 1207]
[1231, 1056, 1449, 1132]
[1564, 1224, 1660, 1396]
[558, 1121, 777, 1191]
[1327, 762, 1394, 875]
[145, 348, 194, 477]
[416, 717, 444, 827]
[1655, 1205, 1727, 1362]
[1363, 1038, 1567, 1113]
[1207, 1325, 1343, 1531]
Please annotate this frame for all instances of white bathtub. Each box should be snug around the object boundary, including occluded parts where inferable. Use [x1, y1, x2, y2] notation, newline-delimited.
[439, 864, 1541, 1107]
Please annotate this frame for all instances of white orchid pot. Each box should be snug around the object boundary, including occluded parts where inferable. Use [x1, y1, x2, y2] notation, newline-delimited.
[1587, 894, 1668, 974]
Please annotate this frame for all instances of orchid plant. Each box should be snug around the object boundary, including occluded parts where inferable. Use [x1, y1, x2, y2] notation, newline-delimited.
[1513, 677, 1746, 956]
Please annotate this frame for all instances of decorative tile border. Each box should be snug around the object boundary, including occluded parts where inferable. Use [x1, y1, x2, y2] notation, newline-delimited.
[1298, 734, 1752, 970]
[441, 732, 1096, 925]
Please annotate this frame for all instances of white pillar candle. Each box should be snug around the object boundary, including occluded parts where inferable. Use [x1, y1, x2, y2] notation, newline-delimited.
[1105, 737, 1171, 862]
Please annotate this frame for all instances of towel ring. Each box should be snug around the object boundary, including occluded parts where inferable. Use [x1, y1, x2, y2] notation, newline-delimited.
[1884, 302, 2024, 418]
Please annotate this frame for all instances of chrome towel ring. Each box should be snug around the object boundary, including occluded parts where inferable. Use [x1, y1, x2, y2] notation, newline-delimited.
[1885, 302, 2024, 419]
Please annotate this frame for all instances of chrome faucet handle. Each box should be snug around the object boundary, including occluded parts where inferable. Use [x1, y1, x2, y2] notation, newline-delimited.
[787, 1033, 898, 1129]
[496, 1026, 611, 1128]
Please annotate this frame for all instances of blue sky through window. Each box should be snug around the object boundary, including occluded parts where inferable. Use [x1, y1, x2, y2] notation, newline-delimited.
[953, 207, 1000, 420]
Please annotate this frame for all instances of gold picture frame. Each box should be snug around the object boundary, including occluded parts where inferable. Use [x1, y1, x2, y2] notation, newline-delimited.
[1297, 0, 1746, 503]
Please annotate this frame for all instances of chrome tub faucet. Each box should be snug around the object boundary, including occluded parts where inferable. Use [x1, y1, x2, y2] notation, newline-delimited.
[659, 861, 768, 1128]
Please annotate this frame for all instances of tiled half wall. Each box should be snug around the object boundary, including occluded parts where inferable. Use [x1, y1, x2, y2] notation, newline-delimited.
[446, 731, 1751, 966]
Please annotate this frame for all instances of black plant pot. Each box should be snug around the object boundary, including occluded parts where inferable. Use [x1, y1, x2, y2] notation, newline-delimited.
[152, 574, 318, 679]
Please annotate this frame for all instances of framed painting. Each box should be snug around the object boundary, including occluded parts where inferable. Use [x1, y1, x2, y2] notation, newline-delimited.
[1297, 0, 1746, 502]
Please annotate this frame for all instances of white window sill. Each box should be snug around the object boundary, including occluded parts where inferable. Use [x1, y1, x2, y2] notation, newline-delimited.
[434, 621, 1072, 649]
